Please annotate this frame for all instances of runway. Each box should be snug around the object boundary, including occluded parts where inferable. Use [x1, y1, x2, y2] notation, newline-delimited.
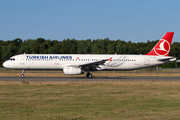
[0, 77, 180, 81]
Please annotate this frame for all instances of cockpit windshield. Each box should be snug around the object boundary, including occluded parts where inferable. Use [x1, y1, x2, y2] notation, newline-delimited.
[7, 58, 15, 61]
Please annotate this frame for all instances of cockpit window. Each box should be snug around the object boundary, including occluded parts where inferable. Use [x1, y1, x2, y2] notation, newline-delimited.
[8, 58, 15, 61]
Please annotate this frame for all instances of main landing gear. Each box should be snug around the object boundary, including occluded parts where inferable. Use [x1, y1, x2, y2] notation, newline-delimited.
[86, 73, 92, 78]
[21, 70, 25, 78]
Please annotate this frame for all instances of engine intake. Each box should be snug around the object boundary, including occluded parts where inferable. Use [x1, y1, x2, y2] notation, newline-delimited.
[63, 67, 84, 75]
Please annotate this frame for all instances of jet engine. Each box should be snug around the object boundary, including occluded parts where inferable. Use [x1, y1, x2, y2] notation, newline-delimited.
[63, 67, 84, 75]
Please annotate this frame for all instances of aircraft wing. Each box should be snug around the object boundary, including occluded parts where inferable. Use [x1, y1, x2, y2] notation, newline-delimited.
[66, 57, 112, 70]
[78, 59, 108, 67]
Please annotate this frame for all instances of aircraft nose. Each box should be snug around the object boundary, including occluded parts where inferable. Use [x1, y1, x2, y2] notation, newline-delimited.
[3, 62, 7, 68]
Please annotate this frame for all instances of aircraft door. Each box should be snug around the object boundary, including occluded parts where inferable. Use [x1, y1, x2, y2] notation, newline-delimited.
[144, 57, 149, 65]
[54, 58, 59, 65]
[20, 56, 25, 65]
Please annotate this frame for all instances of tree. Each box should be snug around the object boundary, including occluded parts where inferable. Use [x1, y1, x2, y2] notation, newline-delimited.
[39, 42, 49, 54]
[77, 40, 87, 54]
[48, 46, 57, 54]
[36, 38, 46, 45]
[12, 38, 23, 47]
[106, 41, 115, 54]
[1, 44, 17, 61]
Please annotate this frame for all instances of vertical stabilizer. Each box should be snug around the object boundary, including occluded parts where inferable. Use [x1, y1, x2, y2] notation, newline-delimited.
[146, 32, 174, 56]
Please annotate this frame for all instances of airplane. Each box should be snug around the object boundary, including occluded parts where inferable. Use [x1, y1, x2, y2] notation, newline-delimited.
[2, 32, 176, 78]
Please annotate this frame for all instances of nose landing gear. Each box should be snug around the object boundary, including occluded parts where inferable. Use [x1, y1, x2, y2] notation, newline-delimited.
[21, 70, 25, 78]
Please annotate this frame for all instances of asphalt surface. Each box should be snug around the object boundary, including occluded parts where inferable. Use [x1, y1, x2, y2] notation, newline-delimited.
[0, 77, 180, 81]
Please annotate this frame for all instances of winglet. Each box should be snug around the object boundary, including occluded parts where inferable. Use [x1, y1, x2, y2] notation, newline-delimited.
[108, 57, 112, 62]
[146, 32, 174, 56]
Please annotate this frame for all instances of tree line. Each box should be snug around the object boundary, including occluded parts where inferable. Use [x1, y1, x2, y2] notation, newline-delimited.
[1, 38, 180, 68]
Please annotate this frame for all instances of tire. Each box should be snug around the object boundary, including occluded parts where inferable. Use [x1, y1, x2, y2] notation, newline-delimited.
[88, 74, 92, 78]
[86, 73, 92, 78]
[21, 74, 24, 78]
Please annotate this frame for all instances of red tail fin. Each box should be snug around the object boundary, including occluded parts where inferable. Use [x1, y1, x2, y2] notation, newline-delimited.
[146, 32, 174, 56]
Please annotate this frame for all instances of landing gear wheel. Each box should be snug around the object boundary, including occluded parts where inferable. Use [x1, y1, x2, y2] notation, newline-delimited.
[21, 70, 25, 78]
[88, 74, 92, 78]
[21, 74, 24, 78]
[86, 73, 92, 78]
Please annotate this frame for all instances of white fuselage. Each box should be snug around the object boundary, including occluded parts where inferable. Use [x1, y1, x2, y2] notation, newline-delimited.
[3, 54, 176, 71]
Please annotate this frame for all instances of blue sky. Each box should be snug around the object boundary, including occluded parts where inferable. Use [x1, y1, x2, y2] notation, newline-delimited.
[0, 0, 180, 42]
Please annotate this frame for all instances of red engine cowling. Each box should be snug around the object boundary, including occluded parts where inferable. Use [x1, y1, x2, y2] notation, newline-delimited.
[63, 67, 84, 75]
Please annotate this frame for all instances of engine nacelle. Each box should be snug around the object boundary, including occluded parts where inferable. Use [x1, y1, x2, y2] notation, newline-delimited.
[63, 67, 84, 75]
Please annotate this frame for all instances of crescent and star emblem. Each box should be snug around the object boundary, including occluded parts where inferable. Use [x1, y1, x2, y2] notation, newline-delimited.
[154, 39, 170, 56]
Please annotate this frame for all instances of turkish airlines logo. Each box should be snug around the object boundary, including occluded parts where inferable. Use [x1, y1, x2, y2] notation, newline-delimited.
[154, 39, 170, 56]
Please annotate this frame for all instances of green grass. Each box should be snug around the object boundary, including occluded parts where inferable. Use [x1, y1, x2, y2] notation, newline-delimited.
[0, 81, 180, 120]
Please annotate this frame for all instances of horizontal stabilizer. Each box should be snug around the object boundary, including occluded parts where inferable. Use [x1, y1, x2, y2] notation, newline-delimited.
[158, 57, 176, 62]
